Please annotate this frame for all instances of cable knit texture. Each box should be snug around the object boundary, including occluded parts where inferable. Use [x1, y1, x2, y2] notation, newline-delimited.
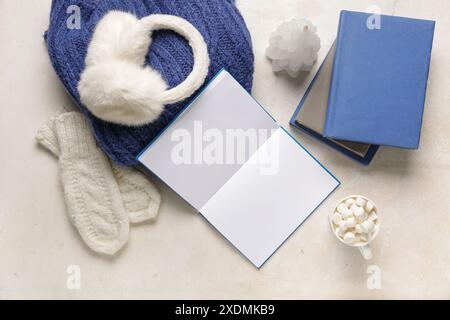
[45, 0, 255, 166]
[111, 164, 161, 224]
[37, 112, 163, 255]
[54, 112, 130, 255]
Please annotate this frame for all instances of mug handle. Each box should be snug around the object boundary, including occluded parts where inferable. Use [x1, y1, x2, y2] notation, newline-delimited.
[358, 245, 373, 260]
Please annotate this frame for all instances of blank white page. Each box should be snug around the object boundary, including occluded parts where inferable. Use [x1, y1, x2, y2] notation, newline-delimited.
[138, 71, 277, 210]
[200, 128, 339, 267]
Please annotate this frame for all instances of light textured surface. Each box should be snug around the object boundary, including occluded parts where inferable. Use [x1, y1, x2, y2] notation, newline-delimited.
[1, 0, 449, 299]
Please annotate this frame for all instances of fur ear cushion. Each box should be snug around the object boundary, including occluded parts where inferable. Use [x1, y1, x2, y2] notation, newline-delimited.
[84, 11, 151, 67]
[78, 59, 168, 126]
[79, 11, 168, 126]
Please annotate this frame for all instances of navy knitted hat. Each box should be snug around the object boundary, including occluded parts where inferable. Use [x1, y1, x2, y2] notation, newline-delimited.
[46, 0, 254, 166]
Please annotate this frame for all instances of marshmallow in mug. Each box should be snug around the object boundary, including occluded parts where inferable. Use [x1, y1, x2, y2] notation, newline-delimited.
[331, 196, 379, 245]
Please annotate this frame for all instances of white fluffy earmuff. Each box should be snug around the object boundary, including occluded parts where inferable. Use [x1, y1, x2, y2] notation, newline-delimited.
[78, 11, 210, 126]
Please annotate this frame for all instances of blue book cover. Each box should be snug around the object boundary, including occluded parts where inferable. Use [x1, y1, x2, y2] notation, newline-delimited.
[324, 10, 435, 149]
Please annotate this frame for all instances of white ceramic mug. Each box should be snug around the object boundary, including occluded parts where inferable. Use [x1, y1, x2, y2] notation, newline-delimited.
[329, 195, 380, 260]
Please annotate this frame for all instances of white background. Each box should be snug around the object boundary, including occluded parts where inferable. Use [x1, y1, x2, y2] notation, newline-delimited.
[1, 0, 449, 299]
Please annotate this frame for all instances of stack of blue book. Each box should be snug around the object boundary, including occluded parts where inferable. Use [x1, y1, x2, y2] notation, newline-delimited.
[290, 10, 435, 165]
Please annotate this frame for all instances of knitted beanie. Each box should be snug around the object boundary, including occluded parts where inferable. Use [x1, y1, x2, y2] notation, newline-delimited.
[45, 0, 254, 166]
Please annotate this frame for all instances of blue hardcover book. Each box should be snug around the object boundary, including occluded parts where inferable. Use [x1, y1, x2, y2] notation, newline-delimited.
[323, 10, 435, 149]
[290, 43, 379, 165]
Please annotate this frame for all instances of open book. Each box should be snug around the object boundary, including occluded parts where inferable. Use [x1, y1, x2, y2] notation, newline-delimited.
[138, 70, 339, 267]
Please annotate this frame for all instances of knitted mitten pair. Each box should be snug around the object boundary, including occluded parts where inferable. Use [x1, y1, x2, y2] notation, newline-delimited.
[36, 112, 161, 255]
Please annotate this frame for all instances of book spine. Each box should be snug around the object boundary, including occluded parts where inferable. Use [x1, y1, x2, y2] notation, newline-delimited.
[414, 20, 436, 149]
[323, 10, 347, 137]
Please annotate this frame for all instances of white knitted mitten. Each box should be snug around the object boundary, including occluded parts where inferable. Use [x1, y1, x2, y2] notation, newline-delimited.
[53, 113, 129, 255]
[37, 112, 162, 224]
[110, 163, 161, 224]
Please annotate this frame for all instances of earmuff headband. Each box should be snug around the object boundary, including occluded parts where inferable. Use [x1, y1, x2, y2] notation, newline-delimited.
[141, 15, 210, 105]
[78, 11, 210, 126]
